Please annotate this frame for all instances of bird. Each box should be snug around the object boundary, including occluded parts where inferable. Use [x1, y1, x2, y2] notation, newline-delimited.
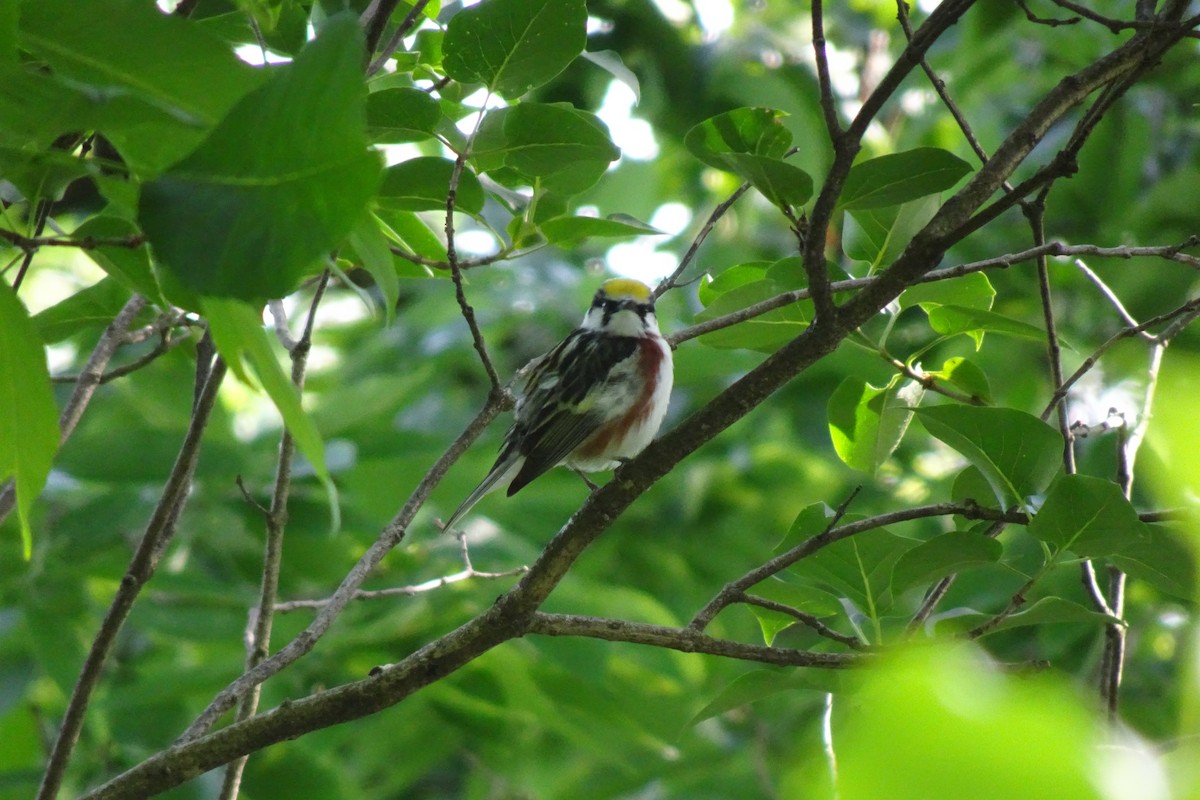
[441, 278, 674, 532]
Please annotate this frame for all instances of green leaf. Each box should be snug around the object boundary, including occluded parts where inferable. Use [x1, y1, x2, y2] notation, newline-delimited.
[202, 297, 339, 529]
[73, 216, 166, 307]
[442, 0, 587, 98]
[843, 196, 939, 272]
[891, 532, 1003, 592]
[347, 212, 399, 325]
[697, 262, 770, 306]
[838, 147, 972, 210]
[377, 157, 485, 214]
[474, 103, 619, 195]
[683, 108, 812, 209]
[1027, 475, 1151, 558]
[927, 304, 1050, 350]
[366, 87, 441, 144]
[899, 272, 995, 312]
[32, 278, 132, 345]
[785, 528, 918, 623]
[838, 644, 1104, 800]
[928, 357, 992, 403]
[0, 285, 60, 558]
[827, 377, 923, 475]
[18, 0, 261, 171]
[540, 214, 663, 244]
[695, 257, 810, 352]
[376, 209, 447, 267]
[1110, 523, 1198, 601]
[684, 107, 792, 165]
[139, 14, 382, 301]
[917, 405, 1063, 509]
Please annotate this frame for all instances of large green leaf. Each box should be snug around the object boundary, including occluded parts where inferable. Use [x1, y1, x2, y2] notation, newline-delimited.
[917, 405, 1063, 509]
[202, 297, 339, 528]
[838, 147, 972, 210]
[827, 377, 924, 475]
[139, 14, 382, 300]
[899, 272, 995, 312]
[74, 216, 167, 307]
[442, 0, 587, 98]
[1028, 475, 1151, 558]
[0, 285, 60, 558]
[540, 214, 663, 245]
[18, 0, 261, 171]
[32, 278, 132, 345]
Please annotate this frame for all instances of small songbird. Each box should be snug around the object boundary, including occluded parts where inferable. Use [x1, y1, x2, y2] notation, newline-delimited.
[442, 278, 674, 531]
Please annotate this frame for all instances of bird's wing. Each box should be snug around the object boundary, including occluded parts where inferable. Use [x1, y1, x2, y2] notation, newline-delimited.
[506, 332, 639, 495]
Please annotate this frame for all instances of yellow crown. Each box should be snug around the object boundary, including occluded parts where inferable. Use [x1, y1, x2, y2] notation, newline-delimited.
[599, 278, 653, 302]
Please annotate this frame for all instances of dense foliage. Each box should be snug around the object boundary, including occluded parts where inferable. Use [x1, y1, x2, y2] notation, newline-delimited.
[2, 1, 1199, 798]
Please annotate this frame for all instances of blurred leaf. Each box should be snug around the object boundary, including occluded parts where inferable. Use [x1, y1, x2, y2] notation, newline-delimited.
[891, 532, 1002, 592]
[366, 87, 441, 144]
[828, 377, 924, 475]
[202, 297, 339, 528]
[139, 14, 381, 300]
[1028, 475, 1151, 558]
[917, 405, 1063, 509]
[838, 147, 972, 211]
[474, 103, 619, 195]
[836, 644, 1104, 800]
[377, 156, 485, 214]
[0, 285, 59, 558]
[541, 214, 663, 244]
[442, 0, 586, 98]
[376, 209, 447, 266]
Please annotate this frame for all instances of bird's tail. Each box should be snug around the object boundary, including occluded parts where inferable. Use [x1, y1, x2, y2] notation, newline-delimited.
[440, 455, 522, 534]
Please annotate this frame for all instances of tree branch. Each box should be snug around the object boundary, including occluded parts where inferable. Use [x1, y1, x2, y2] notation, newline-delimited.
[37, 355, 228, 800]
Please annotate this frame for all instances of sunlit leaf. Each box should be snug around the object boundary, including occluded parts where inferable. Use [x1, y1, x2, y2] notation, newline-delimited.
[838, 147, 973, 211]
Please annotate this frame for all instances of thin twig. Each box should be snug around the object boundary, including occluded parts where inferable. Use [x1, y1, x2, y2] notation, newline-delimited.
[0, 228, 145, 251]
[653, 183, 752, 299]
[740, 593, 865, 649]
[366, 0, 434, 75]
[50, 333, 189, 385]
[670, 239, 1200, 347]
[811, 0, 842, 139]
[219, 271, 330, 800]
[36, 356, 228, 800]
[527, 613, 861, 669]
[178, 390, 509, 743]
[1072, 258, 1153, 337]
[275, 565, 529, 612]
